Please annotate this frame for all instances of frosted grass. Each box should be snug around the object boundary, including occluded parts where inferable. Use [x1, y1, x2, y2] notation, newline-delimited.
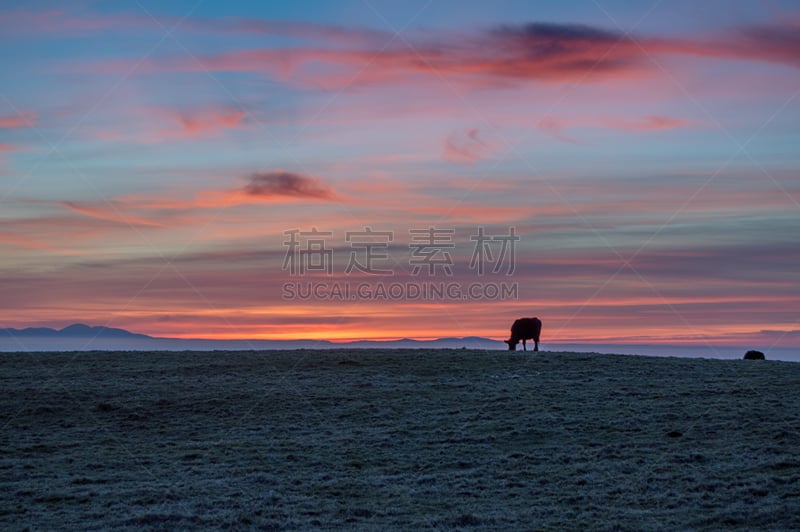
[1, 350, 799, 529]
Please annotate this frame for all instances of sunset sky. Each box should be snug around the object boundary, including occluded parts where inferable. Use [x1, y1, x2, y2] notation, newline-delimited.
[1, 1, 798, 347]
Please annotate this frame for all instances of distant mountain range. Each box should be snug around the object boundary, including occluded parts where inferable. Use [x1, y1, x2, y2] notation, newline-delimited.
[1, 323, 151, 339]
[0, 323, 503, 351]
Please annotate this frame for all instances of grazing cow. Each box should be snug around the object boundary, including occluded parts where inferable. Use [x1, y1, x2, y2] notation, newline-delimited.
[505, 317, 542, 352]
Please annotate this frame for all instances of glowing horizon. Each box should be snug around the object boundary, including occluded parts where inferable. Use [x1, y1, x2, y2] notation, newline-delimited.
[1, 1, 798, 349]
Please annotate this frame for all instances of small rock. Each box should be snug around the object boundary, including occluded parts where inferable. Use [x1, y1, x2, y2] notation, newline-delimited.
[666, 430, 683, 438]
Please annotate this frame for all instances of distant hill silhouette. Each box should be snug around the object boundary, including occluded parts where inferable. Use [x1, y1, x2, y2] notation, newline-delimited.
[0, 323, 152, 339]
[0, 324, 501, 351]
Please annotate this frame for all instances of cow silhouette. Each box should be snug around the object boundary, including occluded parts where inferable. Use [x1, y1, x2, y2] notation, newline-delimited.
[743, 350, 765, 360]
[505, 317, 542, 351]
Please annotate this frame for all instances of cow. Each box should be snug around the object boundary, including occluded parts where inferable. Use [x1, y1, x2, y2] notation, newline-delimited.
[743, 350, 765, 360]
[505, 317, 542, 352]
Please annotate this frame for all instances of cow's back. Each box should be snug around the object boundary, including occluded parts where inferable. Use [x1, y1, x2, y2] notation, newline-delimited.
[512, 317, 541, 338]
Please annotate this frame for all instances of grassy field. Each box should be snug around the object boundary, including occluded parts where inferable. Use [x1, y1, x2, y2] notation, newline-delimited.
[1, 349, 799, 530]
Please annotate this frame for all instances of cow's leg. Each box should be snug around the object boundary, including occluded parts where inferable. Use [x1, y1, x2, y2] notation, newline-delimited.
[522, 339, 527, 351]
[534, 339, 539, 352]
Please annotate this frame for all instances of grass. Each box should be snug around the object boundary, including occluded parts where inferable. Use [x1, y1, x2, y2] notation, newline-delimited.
[1, 349, 799, 530]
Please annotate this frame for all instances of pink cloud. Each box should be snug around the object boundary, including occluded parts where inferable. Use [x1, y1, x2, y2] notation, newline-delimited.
[443, 128, 490, 164]
[0, 170, 338, 258]
[83, 38, 645, 89]
[0, 112, 36, 160]
[538, 117, 578, 144]
[169, 107, 246, 138]
[75, 19, 800, 93]
[0, 111, 36, 128]
[0, 231, 57, 252]
[88, 105, 248, 144]
[61, 201, 165, 228]
[604, 115, 693, 131]
[538, 113, 692, 142]
[219, 17, 390, 46]
[11, 6, 800, 75]
[0, 142, 20, 160]
[647, 22, 800, 69]
[136, 106, 247, 142]
[3, 235, 797, 343]
[58, 170, 338, 228]
[0, 210, 156, 254]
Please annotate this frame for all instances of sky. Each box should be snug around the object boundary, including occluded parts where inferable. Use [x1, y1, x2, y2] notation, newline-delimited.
[0, 0, 798, 347]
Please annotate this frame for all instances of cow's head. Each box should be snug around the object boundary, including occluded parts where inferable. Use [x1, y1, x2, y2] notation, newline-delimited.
[504, 338, 518, 351]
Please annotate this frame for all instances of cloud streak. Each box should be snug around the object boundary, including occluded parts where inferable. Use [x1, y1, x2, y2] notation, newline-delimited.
[170, 107, 245, 138]
[77, 19, 800, 90]
[0, 142, 17, 160]
[538, 114, 692, 142]
[12, 6, 799, 73]
[52, 170, 337, 228]
[0, 111, 36, 128]
[2, 231, 797, 343]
